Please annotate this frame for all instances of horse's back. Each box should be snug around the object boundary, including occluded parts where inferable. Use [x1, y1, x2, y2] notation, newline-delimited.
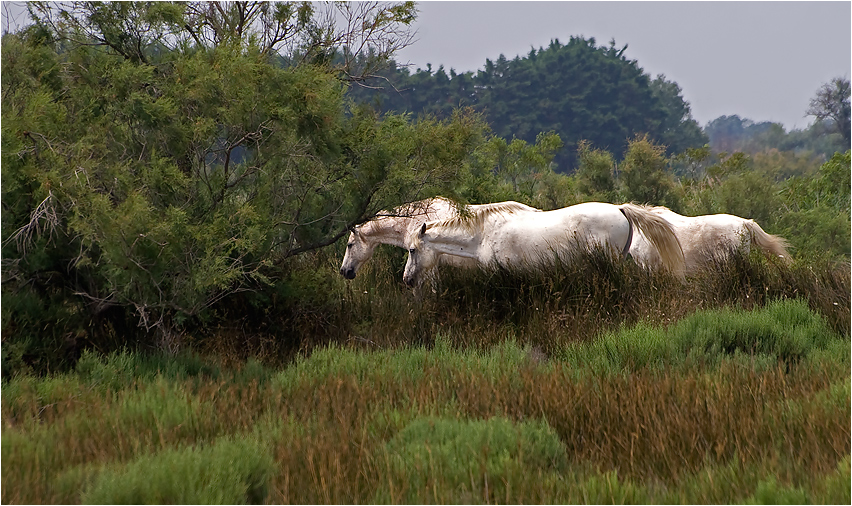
[484, 202, 629, 266]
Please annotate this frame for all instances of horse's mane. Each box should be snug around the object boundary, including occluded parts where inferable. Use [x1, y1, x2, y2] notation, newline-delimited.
[427, 201, 536, 234]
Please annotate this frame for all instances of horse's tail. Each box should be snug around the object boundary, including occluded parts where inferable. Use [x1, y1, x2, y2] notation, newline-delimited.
[618, 203, 685, 277]
[743, 220, 792, 265]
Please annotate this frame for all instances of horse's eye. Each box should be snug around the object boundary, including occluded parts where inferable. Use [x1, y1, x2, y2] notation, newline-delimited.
[408, 249, 415, 255]
[347, 243, 353, 249]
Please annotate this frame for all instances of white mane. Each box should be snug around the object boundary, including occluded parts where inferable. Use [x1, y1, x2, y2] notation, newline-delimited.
[428, 201, 540, 235]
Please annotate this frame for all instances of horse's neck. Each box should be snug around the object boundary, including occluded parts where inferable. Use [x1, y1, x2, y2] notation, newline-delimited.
[360, 217, 412, 248]
[425, 226, 482, 260]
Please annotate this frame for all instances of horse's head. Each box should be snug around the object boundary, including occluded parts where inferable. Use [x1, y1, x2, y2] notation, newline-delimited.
[403, 222, 440, 288]
[339, 228, 378, 279]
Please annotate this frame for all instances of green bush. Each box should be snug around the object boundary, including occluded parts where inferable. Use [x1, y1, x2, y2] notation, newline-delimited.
[819, 457, 852, 505]
[1, 7, 493, 372]
[560, 299, 844, 373]
[74, 349, 222, 391]
[377, 416, 567, 503]
[745, 477, 808, 505]
[275, 336, 534, 394]
[78, 436, 273, 504]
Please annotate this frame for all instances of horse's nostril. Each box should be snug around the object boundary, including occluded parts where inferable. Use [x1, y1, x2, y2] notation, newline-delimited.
[343, 268, 356, 280]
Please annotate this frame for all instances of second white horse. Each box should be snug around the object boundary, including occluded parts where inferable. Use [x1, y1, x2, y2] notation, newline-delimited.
[403, 201, 685, 287]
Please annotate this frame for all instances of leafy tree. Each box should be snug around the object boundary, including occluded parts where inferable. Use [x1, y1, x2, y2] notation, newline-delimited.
[751, 149, 822, 182]
[27, 1, 416, 81]
[482, 132, 562, 197]
[617, 135, 681, 211]
[778, 151, 851, 259]
[573, 140, 617, 203]
[348, 36, 708, 172]
[705, 113, 847, 159]
[2, 1, 492, 363]
[704, 115, 773, 154]
[806, 77, 851, 147]
[649, 74, 706, 154]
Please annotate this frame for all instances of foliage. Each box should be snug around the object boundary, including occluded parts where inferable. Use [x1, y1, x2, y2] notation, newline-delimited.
[477, 131, 564, 206]
[573, 139, 617, 202]
[2, 2, 850, 377]
[704, 114, 847, 159]
[559, 299, 846, 374]
[649, 74, 707, 154]
[27, 1, 416, 80]
[777, 150, 851, 260]
[348, 36, 709, 171]
[617, 134, 681, 210]
[379, 416, 567, 503]
[77, 436, 274, 504]
[806, 76, 851, 147]
[1, 2, 491, 361]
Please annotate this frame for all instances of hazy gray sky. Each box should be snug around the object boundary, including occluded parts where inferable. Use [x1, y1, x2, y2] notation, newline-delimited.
[395, 1, 851, 130]
[3, 1, 849, 130]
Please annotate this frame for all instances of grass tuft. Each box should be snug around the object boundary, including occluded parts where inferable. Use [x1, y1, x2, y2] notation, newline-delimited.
[377, 416, 567, 503]
[559, 298, 846, 374]
[73, 436, 273, 504]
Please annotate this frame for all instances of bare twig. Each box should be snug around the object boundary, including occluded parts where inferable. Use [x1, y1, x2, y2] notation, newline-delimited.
[4, 190, 59, 255]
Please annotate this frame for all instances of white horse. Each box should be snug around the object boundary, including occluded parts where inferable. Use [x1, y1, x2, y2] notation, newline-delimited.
[627, 206, 791, 272]
[402, 202, 686, 287]
[339, 197, 540, 279]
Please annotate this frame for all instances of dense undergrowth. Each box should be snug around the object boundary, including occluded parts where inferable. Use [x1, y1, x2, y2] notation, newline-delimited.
[181, 244, 849, 368]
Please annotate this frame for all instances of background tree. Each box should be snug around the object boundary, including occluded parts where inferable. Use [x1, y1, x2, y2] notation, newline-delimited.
[806, 76, 851, 147]
[704, 114, 845, 159]
[777, 150, 851, 259]
[649, 74, 706, 154]
[347, 36, 709, 172]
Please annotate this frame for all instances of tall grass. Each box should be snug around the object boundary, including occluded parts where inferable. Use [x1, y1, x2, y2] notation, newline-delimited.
[66, 436, 273, 504]
[4, 295, 848, 503]
[316, 244, 849, 358]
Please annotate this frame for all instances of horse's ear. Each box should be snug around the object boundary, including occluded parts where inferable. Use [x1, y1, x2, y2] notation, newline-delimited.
[419, 222, 426, 237]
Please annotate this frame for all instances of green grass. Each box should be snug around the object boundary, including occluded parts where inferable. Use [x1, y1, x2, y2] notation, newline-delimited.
[3, 297, 849, 503]
[376, 416, 567, 503]
[559, 298, 849, 374]
[59, 435, 274, 504]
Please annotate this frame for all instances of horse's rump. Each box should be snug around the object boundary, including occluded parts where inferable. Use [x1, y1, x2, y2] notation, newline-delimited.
[618, 203, 685, 277]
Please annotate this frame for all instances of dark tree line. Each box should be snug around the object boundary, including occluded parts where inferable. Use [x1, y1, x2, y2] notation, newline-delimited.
[347, 36, 708, 171]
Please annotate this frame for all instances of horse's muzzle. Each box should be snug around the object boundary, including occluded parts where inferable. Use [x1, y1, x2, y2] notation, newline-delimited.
[340, 267, 356, 280]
